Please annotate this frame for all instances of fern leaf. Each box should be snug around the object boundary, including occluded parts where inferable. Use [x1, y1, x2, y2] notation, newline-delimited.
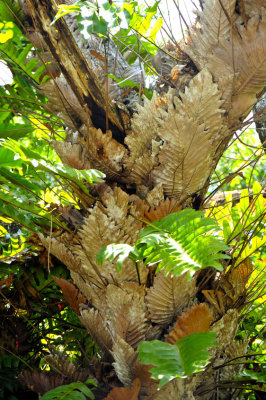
[40, 382, 95, 400]
[97, 208, 230, 279]
[136, 209, 230, 278]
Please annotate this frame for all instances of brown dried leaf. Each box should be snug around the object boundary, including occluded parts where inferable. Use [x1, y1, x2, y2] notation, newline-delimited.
[53, 141, 89, 170]
[202, 289, 226, 314]
[105, 283, 148, 349]
[206, 9, 266, 120]
[86, 128, 128, 180]
[149, 69, 225, 198]
[144, 198, 182, 223]
[80, 307, 113, 352]
[187, 0, 237, 68]
[52, 276, 86, 314]
[39, 234, 81, 273]
[45, 352, 90, 382]
[111, 336, 138, 385]
[19, 370, 65, 396]
[104, 378, 141, 400]
[75, 186, 147, 286]
[165, 303, 213, 344]
[225, 259, 253, 299]
[146, 272, 197, 326]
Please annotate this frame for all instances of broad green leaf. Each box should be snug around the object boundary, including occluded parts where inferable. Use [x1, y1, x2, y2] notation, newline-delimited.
[138, 332, 217, 388]
[0, 123, 34, 139]
[0, 147, 24, 167]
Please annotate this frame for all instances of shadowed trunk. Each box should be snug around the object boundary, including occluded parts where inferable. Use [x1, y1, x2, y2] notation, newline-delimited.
[18, 0, 266, 398]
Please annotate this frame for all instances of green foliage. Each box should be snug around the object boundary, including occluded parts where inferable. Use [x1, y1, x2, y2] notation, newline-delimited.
[207, 181, 265, 265]
[40, 381, 96, 400]
[54, 0, 161, 75]
[0, 220, 24, 258]
[138, 332, 217, 388]
[97, 209, 230, 278]
[0, 21, 49, 84]
[0, 138, 104, 234]
[0, 0, 24, 25]
[108, 73, 153, 99]
[211, 129, 265, 191]
[0, 354, 21, 400]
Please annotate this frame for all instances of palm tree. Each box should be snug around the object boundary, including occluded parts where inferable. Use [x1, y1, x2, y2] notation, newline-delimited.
[2, 0, 266, 398]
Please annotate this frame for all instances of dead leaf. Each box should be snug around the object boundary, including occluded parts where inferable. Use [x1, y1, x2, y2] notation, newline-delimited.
[104, 378, 141, 400]
[144, 197, 182, 223]
[165, 303, 213, 344]
[90, 49, 106, 62]
[52, 276, 86, 314]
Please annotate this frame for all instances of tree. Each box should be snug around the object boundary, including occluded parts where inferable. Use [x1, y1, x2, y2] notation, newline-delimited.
[0, 0, 265, 399]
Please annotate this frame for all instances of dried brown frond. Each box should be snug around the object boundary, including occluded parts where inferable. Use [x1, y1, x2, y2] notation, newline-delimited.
[52, 276, 86, 314]
[187, 0, 237, 67]
[53, 140, 89, 170]
[45, 352, 91, 382]
[38, 234, 81, 273]
[80, 307, 113, 353]
[165, 303, 213, 344]
[202, 289, 226, 314]
[75, 186, 147, 286]
[19, 370, 65, 396]
[85, 128, 128, 180]
[221, 259, 254, 304]
[111, 336, 138, 385]
[205, 8, 266, 120]
[144, 198, 182, 223]
[145, 69, 226, 198]
[104, 378, 141, 400]
[146, 272, 197, 326]
[105, 283, 148, 349]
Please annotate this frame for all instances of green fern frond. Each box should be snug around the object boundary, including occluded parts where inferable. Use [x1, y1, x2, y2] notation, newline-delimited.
[40, 381, 96, 400]
[97, 209, 230, 279]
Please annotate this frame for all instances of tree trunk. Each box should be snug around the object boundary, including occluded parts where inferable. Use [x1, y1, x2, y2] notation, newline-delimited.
[19, 0, 266, 398]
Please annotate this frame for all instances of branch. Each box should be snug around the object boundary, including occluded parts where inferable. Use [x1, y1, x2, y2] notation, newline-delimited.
[26, 0, 124, 136]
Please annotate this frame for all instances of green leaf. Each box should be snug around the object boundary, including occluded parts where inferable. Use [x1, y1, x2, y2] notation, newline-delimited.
[52, 4, 82, 25]
[149, 17, 163, 41]
[138, 332, 217, 388]
[40, 382, 95, 400]
[97, 243, 134, 272]
[135, 209, 229, 278]
[0, 122, 34, 140]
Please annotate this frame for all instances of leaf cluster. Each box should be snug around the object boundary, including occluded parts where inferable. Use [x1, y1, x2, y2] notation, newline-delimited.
[97, 208, 230, 279]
